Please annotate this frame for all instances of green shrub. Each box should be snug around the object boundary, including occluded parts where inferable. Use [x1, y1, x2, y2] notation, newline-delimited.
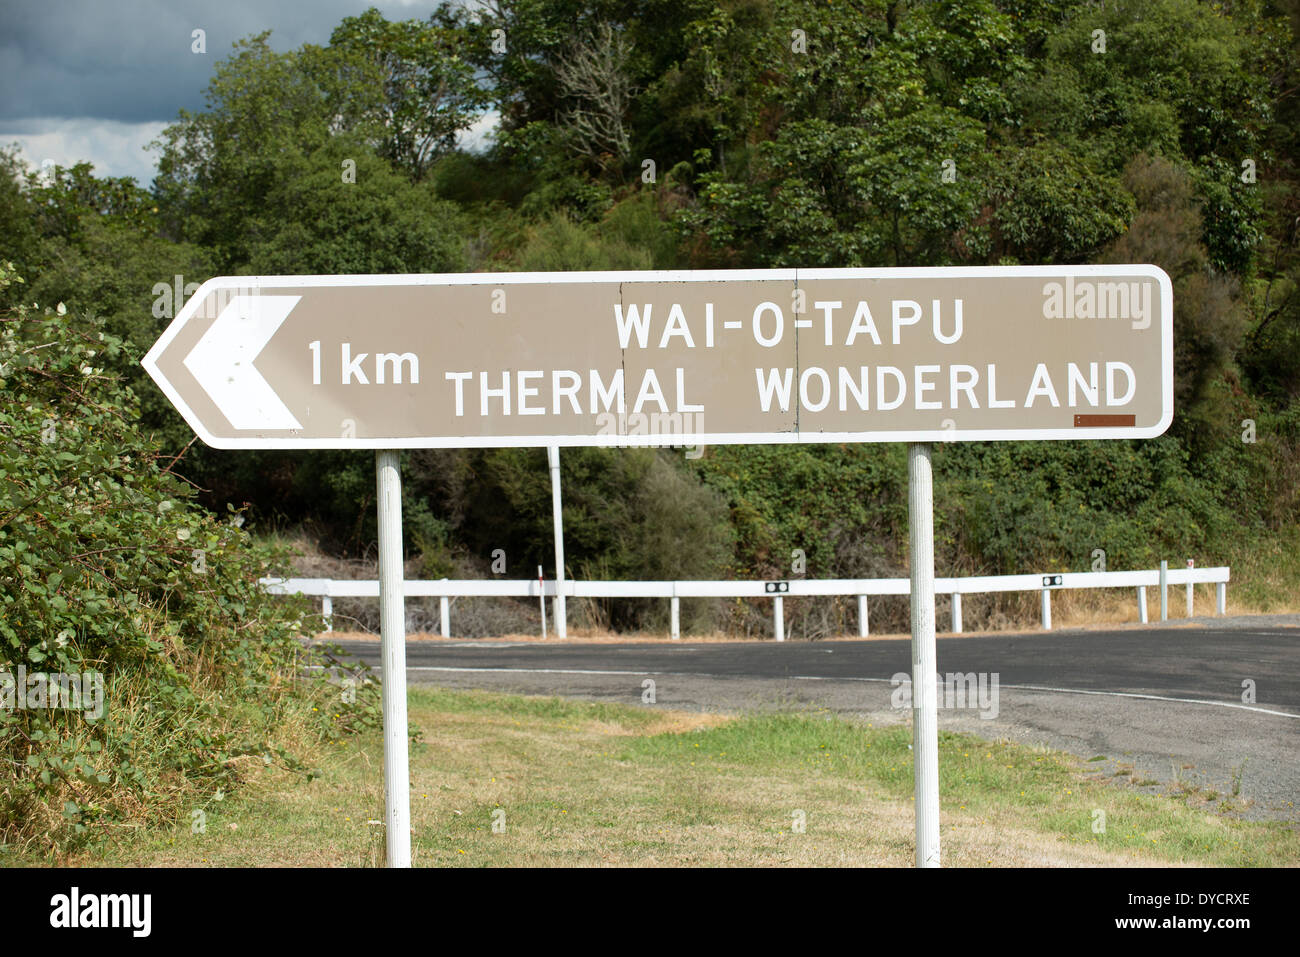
[0, 264, 378, 854]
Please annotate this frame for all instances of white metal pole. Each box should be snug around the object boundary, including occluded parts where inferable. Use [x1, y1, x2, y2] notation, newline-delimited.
[375, 450, 411, 869]
[908, 443, 940, 868]
[1160, 560, 1168, 621]
[538, 565, 547, 639]
[1186, 559, 1194, 617]
[1041, 588, 1051, 630]
[1216, 581, 1226, 616]
[322, 594, 333, 632]
[547, 446, 567, 637]
[951, 593, 962, 634]
[670, 594, 680, 641]
[857, 595, 868, 638]
[1137, 586, 1148, 624]
[773, 595, 785, 642]
[439, 594, 450, 638]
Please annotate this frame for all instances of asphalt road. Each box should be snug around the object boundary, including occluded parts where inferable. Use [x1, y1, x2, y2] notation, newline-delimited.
[326, 617, 1300, 820]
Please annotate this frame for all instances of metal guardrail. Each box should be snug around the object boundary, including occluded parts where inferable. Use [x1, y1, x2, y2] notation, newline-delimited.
[262, 563, 1229, 640]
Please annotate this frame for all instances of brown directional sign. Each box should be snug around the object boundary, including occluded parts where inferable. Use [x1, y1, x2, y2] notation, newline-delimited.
[141, 266, 1173, 449]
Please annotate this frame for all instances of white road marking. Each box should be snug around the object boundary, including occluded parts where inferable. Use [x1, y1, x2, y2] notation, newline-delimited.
[996, 683, 1300, 719]
[401, 666, 1300, 719]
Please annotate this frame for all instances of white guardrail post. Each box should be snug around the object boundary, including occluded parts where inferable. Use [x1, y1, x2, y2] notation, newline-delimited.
[857, 595, 868, 638]
[321, 594, 333, 632]
[1186, 558, 1195, 617]
[1137, 587, 1148, 624]
[951, 592, 962, 634]
[773, 595, 785, 642]
[1160, 560, 1168, 621]
[1217, 581, 1227, 615]
[671, 584, 681, 641]
[1041, 587, 1051, 630]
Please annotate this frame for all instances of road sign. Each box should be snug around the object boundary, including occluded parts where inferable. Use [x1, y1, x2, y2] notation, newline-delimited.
[143, 265, 1175, 872]
[142, 266, 1173, 450]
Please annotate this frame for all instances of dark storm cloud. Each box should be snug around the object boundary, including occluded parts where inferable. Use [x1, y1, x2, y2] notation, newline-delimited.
[0, 0, 446, 123]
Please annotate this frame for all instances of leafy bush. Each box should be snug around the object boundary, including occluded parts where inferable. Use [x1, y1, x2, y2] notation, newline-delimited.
[0, 265, 378, 854]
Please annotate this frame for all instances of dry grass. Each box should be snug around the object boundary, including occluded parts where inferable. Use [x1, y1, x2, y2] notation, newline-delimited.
[1, 639, 340, 862]
[50, 687, 1298, 868]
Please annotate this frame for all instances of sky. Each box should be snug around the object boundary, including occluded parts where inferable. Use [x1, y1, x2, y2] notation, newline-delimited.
[0, 0, 494, 185]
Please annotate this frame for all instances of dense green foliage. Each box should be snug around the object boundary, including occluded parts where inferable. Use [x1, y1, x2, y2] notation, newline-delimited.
[0, 265, 377, 851]
[2, 0, 1298, 643]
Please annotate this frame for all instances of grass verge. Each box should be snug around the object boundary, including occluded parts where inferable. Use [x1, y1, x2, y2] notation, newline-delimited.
[32, 687, 1300, 868]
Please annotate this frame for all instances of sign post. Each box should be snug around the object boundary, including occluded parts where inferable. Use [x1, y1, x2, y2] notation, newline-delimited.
[144, 265, 1173, 868]
[907, 443, 941, 867]
[375, 450, 411, 868]
[548, 446, 567, 637]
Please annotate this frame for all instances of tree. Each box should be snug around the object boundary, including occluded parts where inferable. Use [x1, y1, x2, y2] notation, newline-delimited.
[243, 141, 464, 275]
[328, 7, 490, 181]
[1239, 0, 1300, 403]
[153, 34, 338, 266]
[1012, 0, 1271, 272]
[1102, 155, 1247, 431]
[555, 22, 638, 167]
[153, 31, 471, 269]
[988, 141, 1134, 264]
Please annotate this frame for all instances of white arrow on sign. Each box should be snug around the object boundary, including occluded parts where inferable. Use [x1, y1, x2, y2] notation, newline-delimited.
[182, 295, 303, 431]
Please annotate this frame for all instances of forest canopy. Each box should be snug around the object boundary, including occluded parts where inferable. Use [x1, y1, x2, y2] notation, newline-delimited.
[3, 0, 1298, 637]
